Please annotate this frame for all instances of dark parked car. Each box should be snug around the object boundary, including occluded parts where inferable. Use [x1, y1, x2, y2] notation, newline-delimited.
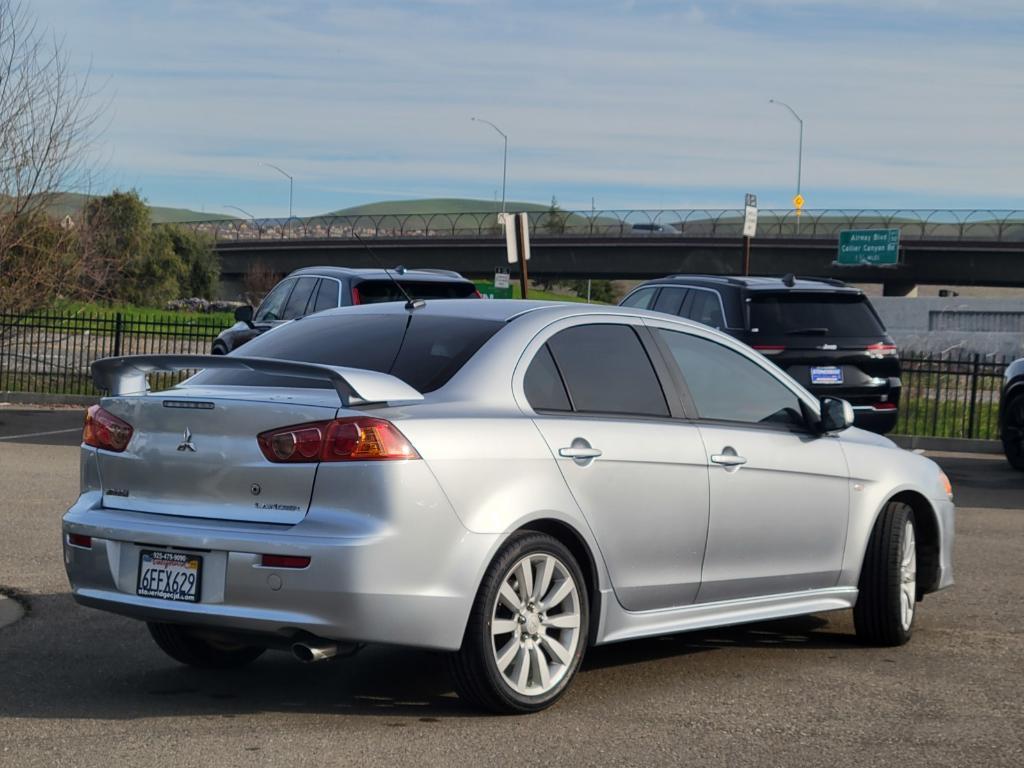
[212, 266, 481, 354]
[620, 274, 902, 434]
[1000, 357, 1024, 469]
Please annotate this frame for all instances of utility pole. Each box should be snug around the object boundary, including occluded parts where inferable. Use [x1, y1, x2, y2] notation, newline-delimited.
[471, 117, 508, 213]
[259, 162, 294, 218]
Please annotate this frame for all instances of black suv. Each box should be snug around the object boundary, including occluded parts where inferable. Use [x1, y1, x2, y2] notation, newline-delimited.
[212, 266, 480, 354]
[1000, 358, 1024, 469]
[620, 275, 901, 434]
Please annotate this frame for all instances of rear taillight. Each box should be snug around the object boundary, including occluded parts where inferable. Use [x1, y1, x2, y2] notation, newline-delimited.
[83, 405, 134, 452]
[752, 345, 785, 356]
[866, 342, 898, 359]
[873, 402, 897, 411]
[257, 417, 419, 463]
[351, 286, 362, 305]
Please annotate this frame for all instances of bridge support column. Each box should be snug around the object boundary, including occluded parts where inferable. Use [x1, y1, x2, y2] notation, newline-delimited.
[883, 281, 919, 297]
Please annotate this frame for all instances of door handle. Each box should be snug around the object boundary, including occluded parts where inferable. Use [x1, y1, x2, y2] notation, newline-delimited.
[559, 447, 603, 459]
[711, 453, 747, 466]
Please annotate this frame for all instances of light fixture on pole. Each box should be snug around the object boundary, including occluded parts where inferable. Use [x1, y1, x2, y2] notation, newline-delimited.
[769, 99, 804, 230]
[259, 162, 294, 219]
[471, 117, 508, 214]
[223, 204, 257, 221]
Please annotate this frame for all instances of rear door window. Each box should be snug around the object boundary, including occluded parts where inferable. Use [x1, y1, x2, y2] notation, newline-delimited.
[524, 345, 571, 412]
[750, 294, 886, 337]
[546, 324, 669, 417]
[620, 287, 658, 310]
[652, 287, 688, 316]
[311, 279, 340, 313]
[687, 291, 725, 329]
[281, 277, 319, 320]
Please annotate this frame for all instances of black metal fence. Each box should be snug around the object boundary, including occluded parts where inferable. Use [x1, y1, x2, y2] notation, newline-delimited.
[0, 311, 225, 396]
[0, 310, 1011, 441]
[894, 352, 1008, 440]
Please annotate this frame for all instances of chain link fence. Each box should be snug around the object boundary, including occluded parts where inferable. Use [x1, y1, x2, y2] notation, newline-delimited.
[178, 209, 1024, 243]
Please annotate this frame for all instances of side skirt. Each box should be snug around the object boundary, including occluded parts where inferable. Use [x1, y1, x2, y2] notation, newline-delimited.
[595, 587, 859, 645]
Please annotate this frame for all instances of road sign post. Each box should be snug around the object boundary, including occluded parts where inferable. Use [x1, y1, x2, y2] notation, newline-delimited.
[742, 194, 757, 275]
[835, 229, 901, 266]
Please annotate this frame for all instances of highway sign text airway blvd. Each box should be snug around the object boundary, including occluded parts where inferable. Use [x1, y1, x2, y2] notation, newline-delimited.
[836, 228, 901, 266]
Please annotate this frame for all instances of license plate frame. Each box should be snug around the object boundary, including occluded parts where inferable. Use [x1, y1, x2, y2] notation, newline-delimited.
[136, 550, 203, 603]
[810, 366, 844, 385]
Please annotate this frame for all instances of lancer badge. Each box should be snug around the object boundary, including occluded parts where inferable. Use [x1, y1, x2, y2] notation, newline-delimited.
[177, 427, 197, 452]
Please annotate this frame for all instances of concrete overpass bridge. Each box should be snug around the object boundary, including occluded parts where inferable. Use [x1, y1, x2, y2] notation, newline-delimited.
[179, 209, 1024, 295]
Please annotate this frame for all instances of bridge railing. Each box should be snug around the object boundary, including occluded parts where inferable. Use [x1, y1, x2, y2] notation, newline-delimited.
[183, 209, 1024, 243]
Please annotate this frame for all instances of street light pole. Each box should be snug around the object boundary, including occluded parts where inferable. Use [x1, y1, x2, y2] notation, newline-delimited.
[769, 99, 803, 200]
[471, 117, 508, 214]
[259, 162, 294, 218]
[223, 204, 257, 221]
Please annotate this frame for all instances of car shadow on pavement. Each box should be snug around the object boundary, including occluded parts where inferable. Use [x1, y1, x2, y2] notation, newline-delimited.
[0, 593, 858, 721]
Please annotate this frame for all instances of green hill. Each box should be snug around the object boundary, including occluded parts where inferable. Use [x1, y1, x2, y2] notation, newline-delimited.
[36, 192, 233, 224]
[322, 198, 553, 217]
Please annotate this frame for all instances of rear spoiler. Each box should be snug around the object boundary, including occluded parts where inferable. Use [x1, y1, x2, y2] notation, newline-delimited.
[90, 355, 423, 406]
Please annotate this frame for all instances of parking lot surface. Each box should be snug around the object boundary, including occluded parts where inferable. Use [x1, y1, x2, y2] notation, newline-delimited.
[0, 417, 1022, 766]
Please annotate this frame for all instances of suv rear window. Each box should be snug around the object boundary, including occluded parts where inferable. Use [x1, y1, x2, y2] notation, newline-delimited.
[749, 293, 885, 337]
[189, 313, 502, 393]
[356, 280, 478, 303]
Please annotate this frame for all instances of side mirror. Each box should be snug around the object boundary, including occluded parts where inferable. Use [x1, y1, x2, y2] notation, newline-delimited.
[819, 397, 854, 433]
[234, 305, 254, 326]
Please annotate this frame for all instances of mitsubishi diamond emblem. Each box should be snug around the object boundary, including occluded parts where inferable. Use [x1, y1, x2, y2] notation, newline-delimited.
[177, 427, 197, 452]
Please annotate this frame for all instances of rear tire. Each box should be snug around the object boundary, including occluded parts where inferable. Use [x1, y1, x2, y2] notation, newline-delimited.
[449, 532, 589, 714]
[853, 502, 917, 646]
[147, 622, 265, 669]
[1002, 394, 1024, 470]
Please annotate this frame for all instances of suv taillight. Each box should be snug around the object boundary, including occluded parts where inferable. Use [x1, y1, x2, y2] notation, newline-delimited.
[83, 405, 134, 452]
[866, 342, 898, 359]
[257, 417, 419, 463]
[752, 345, 785, 356]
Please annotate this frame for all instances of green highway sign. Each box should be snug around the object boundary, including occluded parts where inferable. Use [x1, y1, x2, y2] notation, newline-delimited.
[474, 280, 512, 299]
[836, 229, 901, 266]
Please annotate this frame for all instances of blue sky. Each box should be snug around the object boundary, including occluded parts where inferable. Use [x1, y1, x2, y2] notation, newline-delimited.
[33, 0, 1024, 217]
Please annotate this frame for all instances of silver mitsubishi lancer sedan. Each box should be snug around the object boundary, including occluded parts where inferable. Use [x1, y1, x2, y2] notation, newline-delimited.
[62, 299, 955, 714]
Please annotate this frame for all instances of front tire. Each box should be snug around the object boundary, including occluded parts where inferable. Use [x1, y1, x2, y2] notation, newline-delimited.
[1002, 394, 1024, 470]
[854, 502, 917, 646]
[449, 532, 589, 714]
[147, 622, 265, 669]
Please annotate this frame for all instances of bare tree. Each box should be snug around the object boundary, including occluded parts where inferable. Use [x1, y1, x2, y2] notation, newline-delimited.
[0, 0, 103, 313]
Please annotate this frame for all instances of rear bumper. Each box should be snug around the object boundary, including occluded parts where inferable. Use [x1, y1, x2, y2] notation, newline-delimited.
[62, 498, 500, 651]
[850, 406, 898, 435]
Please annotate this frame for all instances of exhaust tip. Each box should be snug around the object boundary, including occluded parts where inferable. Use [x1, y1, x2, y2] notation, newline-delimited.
[291, 639, 362, 663]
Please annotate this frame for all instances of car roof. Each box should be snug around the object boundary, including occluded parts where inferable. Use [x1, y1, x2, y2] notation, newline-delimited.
[287, 266, 470, 283]
[313, 298, 711, 329]
[642, 274, 861, 294]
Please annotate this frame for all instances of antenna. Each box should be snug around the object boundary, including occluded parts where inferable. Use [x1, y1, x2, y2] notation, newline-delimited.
[350, 230, 425, 310]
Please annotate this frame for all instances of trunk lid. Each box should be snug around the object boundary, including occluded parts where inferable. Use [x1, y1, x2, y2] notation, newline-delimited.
[95, 387, 345, 524]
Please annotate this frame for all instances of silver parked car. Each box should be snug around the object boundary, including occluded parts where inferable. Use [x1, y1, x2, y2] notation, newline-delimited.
[63, 300, 955, 713]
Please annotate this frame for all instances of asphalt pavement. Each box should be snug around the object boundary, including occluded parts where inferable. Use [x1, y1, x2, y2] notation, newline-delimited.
[0, 414, 1022, 766]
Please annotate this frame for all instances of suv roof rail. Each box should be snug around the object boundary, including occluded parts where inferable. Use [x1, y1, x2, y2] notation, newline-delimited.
[667, 274, 748, 286]
[412, 268, 466, 279]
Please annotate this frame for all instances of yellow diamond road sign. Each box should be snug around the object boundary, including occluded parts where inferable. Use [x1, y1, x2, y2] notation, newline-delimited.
[793, 194, 805, 209]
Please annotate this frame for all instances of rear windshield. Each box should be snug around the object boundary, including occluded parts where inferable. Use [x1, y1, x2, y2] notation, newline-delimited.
[356, 280, 478, 303]
[749, 293, 886, 337]
[189, 313, 503, 393]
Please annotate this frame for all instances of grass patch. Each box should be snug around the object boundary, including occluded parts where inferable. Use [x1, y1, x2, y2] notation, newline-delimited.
[48, 301, 234, 326]
[894, 397, 1002, 440]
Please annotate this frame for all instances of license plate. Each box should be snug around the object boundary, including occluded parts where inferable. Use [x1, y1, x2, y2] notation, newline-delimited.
[811, 366, 844, 385]
[137, 550, 202, 603]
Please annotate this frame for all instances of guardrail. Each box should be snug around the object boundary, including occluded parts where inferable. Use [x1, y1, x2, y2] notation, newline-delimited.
[181, 209, 1024, 243]
[0, 311, 1011, 440]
